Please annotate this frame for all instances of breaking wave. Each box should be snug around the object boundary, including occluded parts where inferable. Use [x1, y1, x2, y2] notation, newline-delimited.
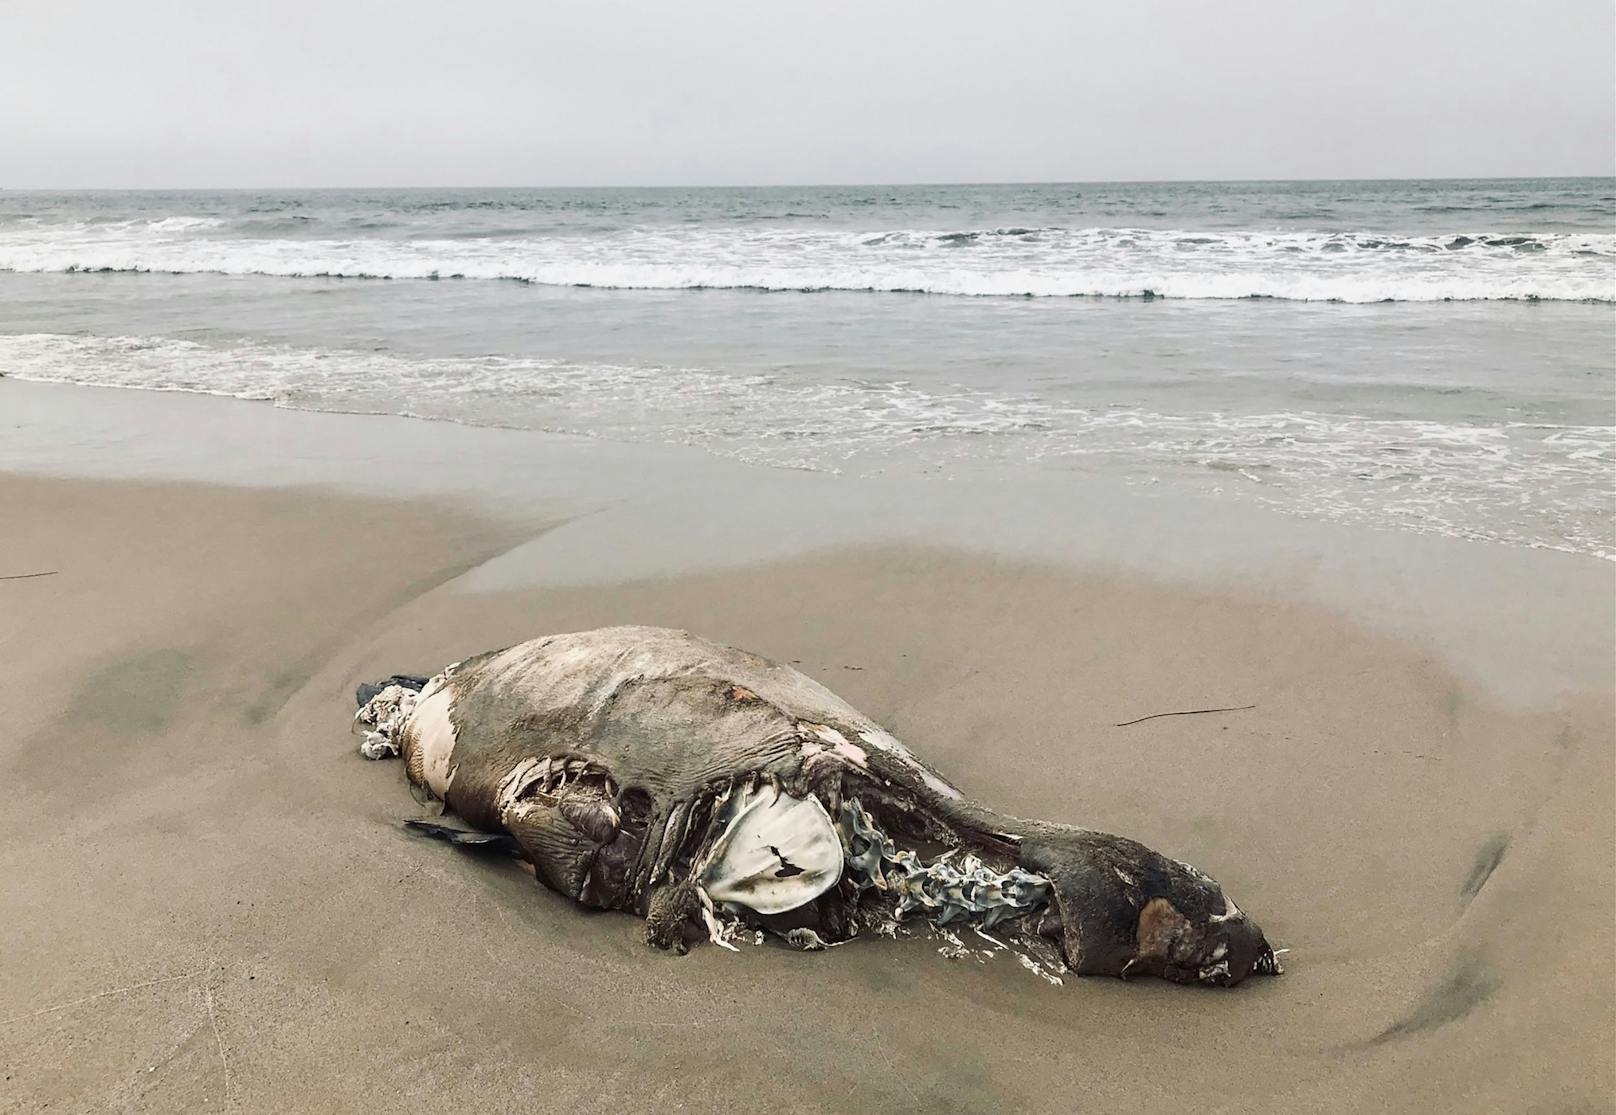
[0, 219, 1610, 302]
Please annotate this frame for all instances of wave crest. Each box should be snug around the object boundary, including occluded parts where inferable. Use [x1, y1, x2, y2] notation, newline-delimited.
[0, 221, 1609, 303]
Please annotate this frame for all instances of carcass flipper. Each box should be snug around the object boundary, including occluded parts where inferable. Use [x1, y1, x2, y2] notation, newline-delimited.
[403, 820, 520, 854]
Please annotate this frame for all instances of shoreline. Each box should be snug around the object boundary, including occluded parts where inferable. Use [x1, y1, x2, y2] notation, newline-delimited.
[1, 382, 1611, 1111]
[3, 375, 1611, 702]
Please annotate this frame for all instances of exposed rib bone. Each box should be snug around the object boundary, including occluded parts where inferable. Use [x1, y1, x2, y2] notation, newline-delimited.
[650, 801, 694, 886]
[696, 886, 739, 952]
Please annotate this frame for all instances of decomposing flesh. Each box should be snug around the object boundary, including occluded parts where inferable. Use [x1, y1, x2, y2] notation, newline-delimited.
[355, 626, 1281, 987]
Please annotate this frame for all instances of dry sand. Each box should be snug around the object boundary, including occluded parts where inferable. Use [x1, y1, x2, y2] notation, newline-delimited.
[0, 464, 1611, 1113]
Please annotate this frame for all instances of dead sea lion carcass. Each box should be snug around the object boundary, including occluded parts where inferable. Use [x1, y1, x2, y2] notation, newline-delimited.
[354, 626, 1281, 987]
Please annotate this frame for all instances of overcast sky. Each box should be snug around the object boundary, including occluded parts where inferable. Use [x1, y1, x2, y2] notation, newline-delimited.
[3, 0, 1612, 188]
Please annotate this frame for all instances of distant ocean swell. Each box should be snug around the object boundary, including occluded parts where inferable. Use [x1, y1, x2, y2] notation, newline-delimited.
[3, 332, 1610, 560]
[0, 222, 1610, 302]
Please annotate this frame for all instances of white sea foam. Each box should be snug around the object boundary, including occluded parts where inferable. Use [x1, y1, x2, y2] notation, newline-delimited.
[2, 332, 1610, 559]
[0, 220, 1610, 302]
[141, 216, 228, 233]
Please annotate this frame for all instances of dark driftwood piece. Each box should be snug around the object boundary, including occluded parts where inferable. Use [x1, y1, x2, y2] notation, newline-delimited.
[1114, 704, 1257, 728]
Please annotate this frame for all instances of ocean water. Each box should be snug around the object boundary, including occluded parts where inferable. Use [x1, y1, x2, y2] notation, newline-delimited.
[1, 180, 1612, 557]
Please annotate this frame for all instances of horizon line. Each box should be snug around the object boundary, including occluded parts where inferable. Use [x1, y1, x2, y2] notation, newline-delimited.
[5, 173, 1614, 192]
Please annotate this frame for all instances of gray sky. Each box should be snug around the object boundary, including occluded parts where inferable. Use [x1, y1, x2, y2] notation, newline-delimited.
[3, 0, 1612, 187]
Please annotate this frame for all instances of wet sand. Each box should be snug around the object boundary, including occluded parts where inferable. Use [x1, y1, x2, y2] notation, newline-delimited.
[0, 390, 1611, 1112]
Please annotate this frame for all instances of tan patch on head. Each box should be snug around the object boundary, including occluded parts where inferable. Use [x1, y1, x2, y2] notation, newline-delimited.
[727, 686, 760, 703]
[1136, 897, 1193, 960]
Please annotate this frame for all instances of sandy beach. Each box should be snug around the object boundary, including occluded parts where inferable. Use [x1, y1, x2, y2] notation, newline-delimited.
[6, 0, 1613, 1105]
[0, 381, 1610, 1113]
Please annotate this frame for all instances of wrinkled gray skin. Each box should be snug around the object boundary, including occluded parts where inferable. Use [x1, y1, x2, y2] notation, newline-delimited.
[376, 626, 1279, 987]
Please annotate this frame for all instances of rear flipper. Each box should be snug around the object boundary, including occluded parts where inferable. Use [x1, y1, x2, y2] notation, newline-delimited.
[355, 674, 431, 707]
[403, 820, 521, 855]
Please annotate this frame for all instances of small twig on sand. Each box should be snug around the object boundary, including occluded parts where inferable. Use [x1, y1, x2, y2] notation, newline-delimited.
[0, 570, 58, 581]
[1114, 704, 1256, 728]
